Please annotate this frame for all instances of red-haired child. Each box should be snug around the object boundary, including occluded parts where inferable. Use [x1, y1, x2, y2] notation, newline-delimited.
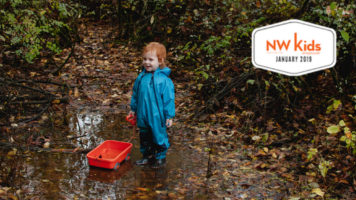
[128, 42, 175, 168]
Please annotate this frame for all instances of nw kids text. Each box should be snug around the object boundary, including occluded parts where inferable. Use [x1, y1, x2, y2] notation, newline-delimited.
[267, 33, 321, 52]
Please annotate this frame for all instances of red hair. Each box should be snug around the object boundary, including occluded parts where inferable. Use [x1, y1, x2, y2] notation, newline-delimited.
[143, 42, 166, 67]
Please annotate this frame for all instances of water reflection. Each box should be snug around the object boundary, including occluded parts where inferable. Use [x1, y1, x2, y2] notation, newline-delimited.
[88, 161, 134, 184]
[19, 108, 213, 199]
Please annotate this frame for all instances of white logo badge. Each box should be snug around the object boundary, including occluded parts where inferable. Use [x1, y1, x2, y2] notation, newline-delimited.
[252, 19, 336, 76]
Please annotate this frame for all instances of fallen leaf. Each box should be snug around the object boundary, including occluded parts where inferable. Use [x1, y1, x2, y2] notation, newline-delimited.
[168, 193, 177, 199]
[52, 100, 60, 104]
[241, 193, 248, 198]
[272, 153, 277, 158]
[102, 99, 111, 104]
[346, 132, 352, 139]
[111, 94, 119, 98]
[178, 189, 187, 194]
[74, 87, 79, 97]
[155, 190, 167, 195]
[256, 1, 260, 7]
[309, 182, 319, 189]
[252, 136, 261, 141]
[339, 179, 349, 184]
[8, 148, 17, 156]
[43, 142, 50, 148]
[326, 6, 331, 15]
[136, 187, 148, 192]
[263, 147, 269, 153]
[312, 188, 324, 197]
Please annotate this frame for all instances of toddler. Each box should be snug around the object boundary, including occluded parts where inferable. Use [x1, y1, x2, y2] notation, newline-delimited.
[129, 42, 175, 168]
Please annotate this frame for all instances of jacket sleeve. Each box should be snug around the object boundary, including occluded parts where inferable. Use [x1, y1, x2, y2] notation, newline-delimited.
[130, 78, 139, 112]
[162, 78, 175, 119]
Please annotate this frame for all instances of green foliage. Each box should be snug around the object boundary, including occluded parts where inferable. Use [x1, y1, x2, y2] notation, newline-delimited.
[340, 30, 349, 42]
[324, 119, 356, 153]
[326, 100, 342, 113]
[340, 130, 356, 153]
[247, 80, 255, 85]
[200, 35, 232, 58]
[0, 0, 80, 63]
[261, 133, 268, 142]
[327, 125, 339, 134]
[319, 159, 331, 178]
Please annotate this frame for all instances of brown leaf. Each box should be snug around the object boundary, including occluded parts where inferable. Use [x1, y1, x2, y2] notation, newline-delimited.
[346, 132, 352, 139]
[135, 187, 148, 192]
[327, 136, 337, 141]
[74, 88, 79, 97]
[326, 6, 331, 15]
[204, 0, 209, 5]
[178, 189, 186, 194]
[52, 100, 60, 104]
[339, 179, 349, 184]
[186, 16, 192, 23]
[199, 114, 209, 121]
[243, 162, 251, 166]
[168, 193, 177, 199]
[256, 1, 260, 7]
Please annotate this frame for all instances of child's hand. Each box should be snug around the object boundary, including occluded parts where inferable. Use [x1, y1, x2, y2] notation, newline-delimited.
[166, 119, 173, 128]
[128, 111, 136, 117]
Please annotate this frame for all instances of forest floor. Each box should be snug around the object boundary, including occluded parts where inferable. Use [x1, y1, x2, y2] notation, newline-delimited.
[1, 21, 355, 200]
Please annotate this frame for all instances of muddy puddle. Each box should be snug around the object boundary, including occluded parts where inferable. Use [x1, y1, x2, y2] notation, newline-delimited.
[13, 107, 215, 199]
[2, 107, 290, 199]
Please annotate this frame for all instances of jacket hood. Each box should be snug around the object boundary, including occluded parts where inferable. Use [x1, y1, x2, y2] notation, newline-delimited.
[142, 66, 171, 77]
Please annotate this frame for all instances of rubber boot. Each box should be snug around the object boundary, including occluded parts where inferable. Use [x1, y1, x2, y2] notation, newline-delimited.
[134, 154, 155, 165]
[135, 143, 154, 165]
[151, 158, 166, 168]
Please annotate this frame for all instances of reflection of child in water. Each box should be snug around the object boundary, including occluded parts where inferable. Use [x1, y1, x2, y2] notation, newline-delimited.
[139, 166, 168, 190]
[128, 42, 175, 168]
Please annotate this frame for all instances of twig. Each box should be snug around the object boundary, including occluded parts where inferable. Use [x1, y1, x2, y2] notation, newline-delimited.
[53, 134, 87, 141]
[9, 97, 69, 105]
[0, 77, 57, 96]
[51, 42, 75, 75]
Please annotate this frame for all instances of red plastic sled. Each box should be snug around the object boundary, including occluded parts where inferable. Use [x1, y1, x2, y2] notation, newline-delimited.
[86, 140, 132, 170]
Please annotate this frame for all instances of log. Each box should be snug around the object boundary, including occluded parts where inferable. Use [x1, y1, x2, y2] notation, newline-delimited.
[0, 141, 92, 153]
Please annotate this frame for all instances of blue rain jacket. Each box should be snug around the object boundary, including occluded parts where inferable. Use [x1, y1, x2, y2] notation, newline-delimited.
[130, 67, 175, 147]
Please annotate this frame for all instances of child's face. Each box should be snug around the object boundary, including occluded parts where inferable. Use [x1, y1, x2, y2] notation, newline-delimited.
[142, 51, 162, 72]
